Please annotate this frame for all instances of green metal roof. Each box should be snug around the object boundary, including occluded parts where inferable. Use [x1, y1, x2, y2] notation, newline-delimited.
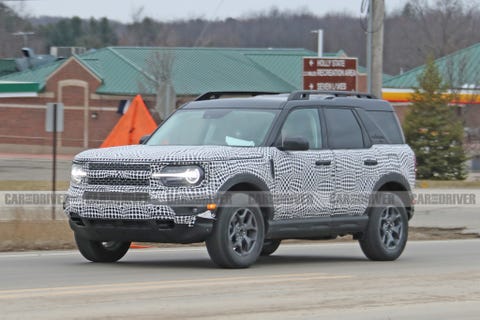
[0, 59, 17, 76]
[104, 47, 316, 95]
[384, 42, 480, 89]
[0, 60, 62, 90]
[0, 47, 317, 96]
[5, 47, 398, 95]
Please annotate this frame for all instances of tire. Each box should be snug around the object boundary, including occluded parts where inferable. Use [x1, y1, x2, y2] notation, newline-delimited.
[261, 239, 281, 256]
[359, 192, 408, 261]
[74, 233, 130, 263]
[206, 193, 265, 268]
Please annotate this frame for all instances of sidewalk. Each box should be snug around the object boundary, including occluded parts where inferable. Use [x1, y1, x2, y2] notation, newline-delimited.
[412, 207, 480, 235]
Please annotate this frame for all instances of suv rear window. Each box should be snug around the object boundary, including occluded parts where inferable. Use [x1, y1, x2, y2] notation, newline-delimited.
[324, 108, 364, 149]
[366, 111, 404, 144]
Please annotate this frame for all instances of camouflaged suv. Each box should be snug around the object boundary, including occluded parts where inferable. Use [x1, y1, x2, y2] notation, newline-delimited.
[65, 91, 415, 268]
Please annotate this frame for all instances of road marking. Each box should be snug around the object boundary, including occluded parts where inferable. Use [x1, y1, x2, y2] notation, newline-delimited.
[0, 273, 352, 300]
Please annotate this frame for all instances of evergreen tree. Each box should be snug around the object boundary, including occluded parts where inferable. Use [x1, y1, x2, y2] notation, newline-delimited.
[403, 56, 467, 180]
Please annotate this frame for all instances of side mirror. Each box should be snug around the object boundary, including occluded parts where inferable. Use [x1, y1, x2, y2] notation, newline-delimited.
[278, 136, 309, 151]
[139, 135, 150, 145]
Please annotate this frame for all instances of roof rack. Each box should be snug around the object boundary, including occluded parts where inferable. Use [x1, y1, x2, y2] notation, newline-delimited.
[287, 90, 377, 101]
[195, 91, 280, 101]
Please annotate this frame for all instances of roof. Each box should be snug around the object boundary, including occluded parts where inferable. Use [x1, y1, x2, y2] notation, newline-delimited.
[0, 59, 17, 77]
[1, 47, 392, 96]
[384, 42, 480, 89]
[0, 47, 317, 96]
[183, 91, 394, 112]
[0, 60, 62, 90]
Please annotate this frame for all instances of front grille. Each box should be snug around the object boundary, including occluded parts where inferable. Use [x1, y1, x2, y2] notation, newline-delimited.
[84, 219, 174, 230]
[87, 177, 150, 186]
[83, 191, 150, 201]
[87, 162, 151, 187]
[89, 163, 151, 171]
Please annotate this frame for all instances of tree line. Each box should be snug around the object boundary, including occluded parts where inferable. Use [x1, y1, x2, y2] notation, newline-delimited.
[1, 0, 480, 75]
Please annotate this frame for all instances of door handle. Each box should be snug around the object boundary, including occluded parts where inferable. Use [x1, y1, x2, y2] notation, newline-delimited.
[315, 160, 332, 166]
[364, 159, 378, 166]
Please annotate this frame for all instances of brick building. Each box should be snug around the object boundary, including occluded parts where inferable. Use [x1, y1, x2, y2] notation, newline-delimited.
[0, 47, 370, 154]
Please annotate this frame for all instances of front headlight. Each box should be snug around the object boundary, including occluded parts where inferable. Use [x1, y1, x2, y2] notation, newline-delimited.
[71, 163, 87, 185]
[152, 165, 204, 186]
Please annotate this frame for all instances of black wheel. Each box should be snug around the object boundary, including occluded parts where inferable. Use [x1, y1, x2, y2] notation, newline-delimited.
[359, 192, 408, 261]
[261, 239, 281, 256]
[74, 233, 130, 263]
[206, 193, 265, 268]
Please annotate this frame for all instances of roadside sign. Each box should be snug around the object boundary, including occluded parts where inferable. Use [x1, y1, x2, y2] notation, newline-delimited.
[45, 103, 64, 132]
[303, 57, 358, 91]
[45, 102, 64, 220]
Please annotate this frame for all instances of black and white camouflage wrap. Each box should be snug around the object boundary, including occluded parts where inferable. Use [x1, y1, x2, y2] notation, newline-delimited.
[65, 144, 415, 226]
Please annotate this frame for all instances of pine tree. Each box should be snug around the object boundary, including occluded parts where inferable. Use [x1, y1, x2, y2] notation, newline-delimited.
[403, 56, 467, 180]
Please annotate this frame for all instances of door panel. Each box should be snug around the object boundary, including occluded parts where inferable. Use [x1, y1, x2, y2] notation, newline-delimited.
[272, 149, 335, 219]
[271, 107, 335, 220]
[323, 107, 379, 216]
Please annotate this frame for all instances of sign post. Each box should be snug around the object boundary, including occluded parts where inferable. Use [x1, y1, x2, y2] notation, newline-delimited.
[303, 57, 358, 92]
[46, 103, 64, 220]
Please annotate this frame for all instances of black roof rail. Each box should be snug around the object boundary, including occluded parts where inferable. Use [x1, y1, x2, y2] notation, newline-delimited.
[195, 91, 280, 101]
[287, 90, 377, 101]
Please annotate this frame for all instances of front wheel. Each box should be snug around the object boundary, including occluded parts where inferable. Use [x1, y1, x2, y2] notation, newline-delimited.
[206, 193, 265, 268]
[75, 233, 130, 263]
[359, 192, 408, 261]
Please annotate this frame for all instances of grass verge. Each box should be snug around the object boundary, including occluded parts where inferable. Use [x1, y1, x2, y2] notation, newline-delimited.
[0, 181, 70, 191]
[416, 180, 480, 189]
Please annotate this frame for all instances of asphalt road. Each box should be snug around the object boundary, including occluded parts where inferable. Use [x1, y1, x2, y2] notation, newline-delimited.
[1, 240, 479, 319]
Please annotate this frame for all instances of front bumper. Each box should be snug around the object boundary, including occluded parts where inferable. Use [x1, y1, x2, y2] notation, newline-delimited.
[69, 215, 214, 243]
[64, 194, 217, 243]
[65, 194, 216, 226]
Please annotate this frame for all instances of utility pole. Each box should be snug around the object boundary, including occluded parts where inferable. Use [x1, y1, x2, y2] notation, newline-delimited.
[367, 0, 384, 98]
[311, 29, 324, 57]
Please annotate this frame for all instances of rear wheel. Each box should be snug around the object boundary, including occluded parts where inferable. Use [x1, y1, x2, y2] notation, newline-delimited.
[206, 193, 265, 268]
[261, 239, 281, 256]
[359, 192, 408, 261]
[75, 233, 130, 263]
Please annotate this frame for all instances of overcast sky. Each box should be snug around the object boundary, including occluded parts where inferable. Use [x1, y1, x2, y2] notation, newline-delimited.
[12, 0, 409, 22]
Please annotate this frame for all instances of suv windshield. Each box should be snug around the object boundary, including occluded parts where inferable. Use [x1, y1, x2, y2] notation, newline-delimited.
[147, 108, 279, 147]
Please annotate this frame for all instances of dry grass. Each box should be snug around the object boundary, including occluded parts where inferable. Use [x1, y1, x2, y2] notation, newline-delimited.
[0, 181, 70, 191]
[0, 220, 75, 251]
[416, 180, 480, 189]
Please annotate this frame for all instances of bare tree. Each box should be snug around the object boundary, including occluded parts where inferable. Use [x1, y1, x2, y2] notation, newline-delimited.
[144, 50, 176, 121]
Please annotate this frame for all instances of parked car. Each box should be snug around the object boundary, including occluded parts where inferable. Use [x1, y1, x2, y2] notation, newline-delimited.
[65, 91, 415, 268]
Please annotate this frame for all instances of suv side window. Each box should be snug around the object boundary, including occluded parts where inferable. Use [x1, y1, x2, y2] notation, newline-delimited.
[280, 108, 322, 149]
[324, 108, 364, 149]
[366, 110, 404, 144]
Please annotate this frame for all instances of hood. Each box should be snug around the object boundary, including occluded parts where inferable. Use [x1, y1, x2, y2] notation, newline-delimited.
[74, 145, 264, 163]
